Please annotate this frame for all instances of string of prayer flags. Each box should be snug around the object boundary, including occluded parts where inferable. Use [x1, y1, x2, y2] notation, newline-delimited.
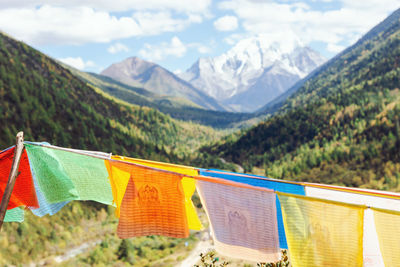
[4, 207, 24, 223]
[200, 169, 305, 249]
[5, 140, 400, 266]
[305, 184, 400, 267]
[112, 155, 202, 230]
[107, 160, 189, 238]
[0, 146, 38, 210]
[372, 208, 400, 267]
[25, 143, 113, 205]
[0, 146, 14, 153]
[304, 182, 400, 201]
[196, 178, 280, 263]
[278, 192, 364, 267]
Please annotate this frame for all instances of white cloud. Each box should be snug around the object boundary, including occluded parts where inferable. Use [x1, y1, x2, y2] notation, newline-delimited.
[197, 45, 211, 54]
[139, 36, 187, 61]
[214, 15, 238, 31]
[339, 0, 399, 12]
[224, 33, 248, 45]
[0, 0, 212, 13]
[132, 11, 194, 36]
[0, 4, 207, 45]
[174, 69, 183, 74]
[327, 43, 346, 53]
[188, 43, 212, 54]
[138, 37, 213, 62]
[108, 43, 130, 54]
[218, 0, 400, 54]
[0, 6, 142, 45]
[59, 57, 95, 70]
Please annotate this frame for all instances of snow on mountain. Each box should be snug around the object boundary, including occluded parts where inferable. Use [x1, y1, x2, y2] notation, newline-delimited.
[100, 57, 226, 111]
[179, 34, 326, 112]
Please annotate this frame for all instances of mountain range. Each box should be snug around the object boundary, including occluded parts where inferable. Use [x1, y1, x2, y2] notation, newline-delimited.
[179, 35, 326, 112]
[100, 36, 325, 113]
[100, 57, 225, 111]
[68, 66, 255, 128]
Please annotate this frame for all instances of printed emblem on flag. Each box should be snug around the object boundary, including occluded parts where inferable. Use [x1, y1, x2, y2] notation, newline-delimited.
[138, 184, 160, 204]
[224, 206, 250, 242]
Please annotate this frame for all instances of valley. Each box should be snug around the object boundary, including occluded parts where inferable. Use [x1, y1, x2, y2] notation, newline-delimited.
[0, 5, 400, 267]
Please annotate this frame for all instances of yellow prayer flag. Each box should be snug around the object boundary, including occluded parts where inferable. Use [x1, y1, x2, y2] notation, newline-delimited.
[278, 193, 364, 267]
[373, 208, 400, 267]
[104, 160, 130, 217]
[109, 156, 202, 230]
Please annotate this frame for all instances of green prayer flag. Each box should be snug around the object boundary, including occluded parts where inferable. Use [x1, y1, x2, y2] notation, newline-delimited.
[25, 144, 113, 205]
[51, 148, 113, 205]
[26, 144, 78, 203]
[4, 208, 24, 223]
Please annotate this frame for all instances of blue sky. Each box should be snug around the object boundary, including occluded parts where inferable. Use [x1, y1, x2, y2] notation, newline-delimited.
[0, 0, 398, 73]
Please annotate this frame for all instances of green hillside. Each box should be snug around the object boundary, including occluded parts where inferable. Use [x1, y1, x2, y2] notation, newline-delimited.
[69, 68, 256, 128]
[204, 8, 400, 191]
[0, 31, 232, 265]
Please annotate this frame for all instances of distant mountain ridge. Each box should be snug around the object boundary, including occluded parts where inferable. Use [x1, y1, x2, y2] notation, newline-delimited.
[68, 67, 256, 128]
[100, 57, 226, 111]
[179, 35, 326, 112]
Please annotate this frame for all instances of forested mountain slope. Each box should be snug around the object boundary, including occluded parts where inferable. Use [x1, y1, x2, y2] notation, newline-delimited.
[204, 8, 400, 191]
[0, 32, 226, 160]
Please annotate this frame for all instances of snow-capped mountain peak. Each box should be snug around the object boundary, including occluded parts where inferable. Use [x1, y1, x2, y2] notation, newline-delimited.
[179, 35, 326, 111]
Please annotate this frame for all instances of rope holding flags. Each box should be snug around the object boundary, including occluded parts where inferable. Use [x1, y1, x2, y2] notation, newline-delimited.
[2, 136, 400, 265]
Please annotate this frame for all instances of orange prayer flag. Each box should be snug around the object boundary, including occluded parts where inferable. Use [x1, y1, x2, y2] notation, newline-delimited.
[110, 155, 202, 230]
[109, 161, 189, 238]
[0, 147, 38, 209]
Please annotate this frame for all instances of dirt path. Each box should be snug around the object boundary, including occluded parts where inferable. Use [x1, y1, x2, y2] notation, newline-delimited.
[219, 158, 244, 173]
[53, 240, 101, 263]
[31, 239, 101, 266]
[179, 240, 214, 267]
[178, 231, 213, 267]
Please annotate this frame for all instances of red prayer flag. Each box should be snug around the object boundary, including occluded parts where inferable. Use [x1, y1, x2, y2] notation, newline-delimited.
[0, 147, 38, 209]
